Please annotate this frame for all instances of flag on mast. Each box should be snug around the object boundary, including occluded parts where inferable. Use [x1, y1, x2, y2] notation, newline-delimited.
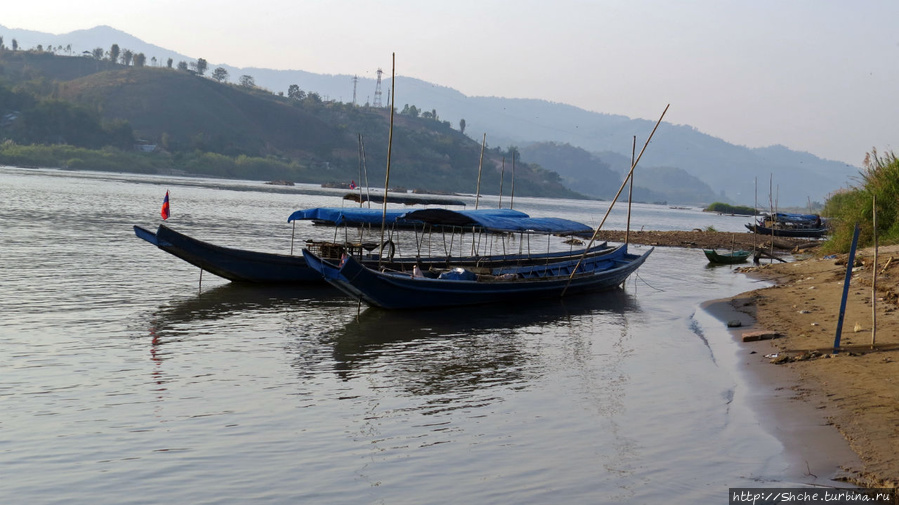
[161, 190, 170, 220]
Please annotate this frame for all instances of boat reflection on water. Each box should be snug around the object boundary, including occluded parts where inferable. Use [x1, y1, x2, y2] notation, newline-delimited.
[318, 289, 642, 398]
[142, 283, 347, 357]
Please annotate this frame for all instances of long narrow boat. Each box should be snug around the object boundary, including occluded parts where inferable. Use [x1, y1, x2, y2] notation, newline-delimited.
[703, 249, 751, 265]
[745, 212, 828, 239]
[134, 208, 611, 284]
[744, 223, 828, 239]
[303, 244, 652, 310]
[135, 224, 326, 283]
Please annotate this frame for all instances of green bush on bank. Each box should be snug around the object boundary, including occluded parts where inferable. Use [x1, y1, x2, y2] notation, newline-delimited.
[704, 202, 757, 216]
[821, 149, 899, 253]
[0, 142, 320, 182]
[0, 142, 163, 173]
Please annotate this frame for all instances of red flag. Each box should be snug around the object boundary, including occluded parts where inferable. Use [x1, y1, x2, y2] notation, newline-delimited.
[349, 180, 357, 190]
[161, 190, 170, 220]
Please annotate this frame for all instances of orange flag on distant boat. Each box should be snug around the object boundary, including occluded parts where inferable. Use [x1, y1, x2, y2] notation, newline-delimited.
[161, 190, 170, 220]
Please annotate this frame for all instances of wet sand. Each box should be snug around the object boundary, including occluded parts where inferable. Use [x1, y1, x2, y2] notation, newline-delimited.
[618, 229, 898, 486]
[713, 244, 899, 487]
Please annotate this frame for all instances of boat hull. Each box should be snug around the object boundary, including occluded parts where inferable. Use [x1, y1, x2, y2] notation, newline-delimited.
[134, 224, 614, 285]
[135, 225, 324, 283]
[303, 245, 653, 309]
[745, 223, 828, 239]
[703, 249, 751, 264]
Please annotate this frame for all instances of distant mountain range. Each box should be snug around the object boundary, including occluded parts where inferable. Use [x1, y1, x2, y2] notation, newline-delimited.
[1, 24, 860, 206]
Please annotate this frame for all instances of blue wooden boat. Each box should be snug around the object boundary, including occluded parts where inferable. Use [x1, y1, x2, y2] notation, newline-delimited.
[134, 208, 610, 284]
[135, 224, 326, 283]
[302, 244, 652, 309]
[745, 212, 828, 239]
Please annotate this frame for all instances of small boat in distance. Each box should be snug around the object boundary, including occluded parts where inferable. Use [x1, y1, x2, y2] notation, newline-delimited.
[703, 249, 751, 265]
[746, 212, 828, 239]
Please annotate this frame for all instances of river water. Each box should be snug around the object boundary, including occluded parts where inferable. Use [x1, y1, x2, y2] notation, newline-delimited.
[0, 166, 829, 504]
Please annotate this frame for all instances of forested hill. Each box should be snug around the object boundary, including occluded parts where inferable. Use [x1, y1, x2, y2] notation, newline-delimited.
[0, 24, 862, 206]
[0, 50, 578, 199]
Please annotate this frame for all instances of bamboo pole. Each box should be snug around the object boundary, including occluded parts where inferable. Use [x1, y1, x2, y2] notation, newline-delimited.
[562, 104, 669, 296]
[499, 157, 505, 209]
[475, 133, 486, 209]
[290, 220, 296, 255]
[625, 136, 635, 246]
[510, 150, 516, 209]
[753, 177, 758, 254]
[378, 53, 396, 268]
[872, 195, 878, 347]
[361, 135, 372, 208]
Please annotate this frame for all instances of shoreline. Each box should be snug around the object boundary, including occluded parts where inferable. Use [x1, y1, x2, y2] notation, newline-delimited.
[701, 244, 899, 488]
[701, 298, 863, 486]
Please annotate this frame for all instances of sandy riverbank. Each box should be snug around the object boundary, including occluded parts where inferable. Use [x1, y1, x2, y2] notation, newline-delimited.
[724, 245, 899, 488]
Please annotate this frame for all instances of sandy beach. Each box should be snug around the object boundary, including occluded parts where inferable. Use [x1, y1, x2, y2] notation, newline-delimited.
[730, 245, 899, 488]
[613, 229, 898, 487]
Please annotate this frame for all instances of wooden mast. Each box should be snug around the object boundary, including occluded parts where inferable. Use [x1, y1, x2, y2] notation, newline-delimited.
[562, 104, 669, 296]
[475, 133, 486, 209]
[378, 53, 396, 268]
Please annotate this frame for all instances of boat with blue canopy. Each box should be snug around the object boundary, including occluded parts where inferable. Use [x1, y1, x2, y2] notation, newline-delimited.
[745, 212, 828, 238]
[134, 207, 611, 284]
[301, 207, 652, 309]
[303, 243, 651, 309]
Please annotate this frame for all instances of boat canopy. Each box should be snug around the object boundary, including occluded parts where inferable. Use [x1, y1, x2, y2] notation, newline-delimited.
[399, 208, 593, 236]
[768, 212, 821, 223]
[287, 207, 409, 225]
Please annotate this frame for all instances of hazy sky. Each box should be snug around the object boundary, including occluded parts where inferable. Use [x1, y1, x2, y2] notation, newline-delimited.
[3, 0, 897, 166]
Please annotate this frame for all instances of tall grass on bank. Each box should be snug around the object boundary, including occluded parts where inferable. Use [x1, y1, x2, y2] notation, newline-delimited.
[822, 149, 899, 253]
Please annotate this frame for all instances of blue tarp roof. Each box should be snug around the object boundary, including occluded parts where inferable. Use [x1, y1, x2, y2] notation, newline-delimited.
[770, 212, 820, 223]
[399, 208, 593, 235]
[287, 207, 409, 225]
[288, 207, 594, 236]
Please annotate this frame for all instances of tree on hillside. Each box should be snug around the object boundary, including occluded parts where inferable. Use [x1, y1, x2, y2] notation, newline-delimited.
[459, 118, 466, 134]
[195, 58, 208, 76]
[0, 36, 4, 50]
[109, 44, 120, 63]
[400, 104, 420, 118]
[92, 47, 104, 59]
[122, 49, 133, 66]
[133, 53, 146, 67]
[212, 67, 229, 83]
[167, 57, 173, 68]
[239, 75, 255, 88]
[177, 61, 189, 72]
[288, 84, 306, 100]
[12, 39, 18, 51]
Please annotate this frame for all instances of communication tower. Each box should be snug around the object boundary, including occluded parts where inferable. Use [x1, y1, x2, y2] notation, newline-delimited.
[373, 68, 383, 108]
[352, 75, 358, 106]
